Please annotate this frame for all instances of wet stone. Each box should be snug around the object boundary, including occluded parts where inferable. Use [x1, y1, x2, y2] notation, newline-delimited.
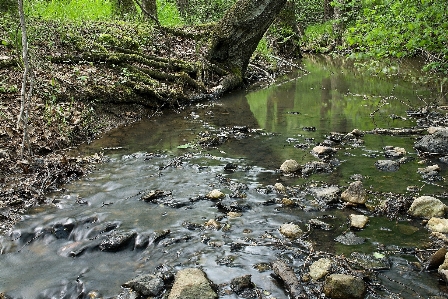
[99, 230, 137, 252]
[309, 258, 332, 280]
[349, 252, 390, 270]
[417, 164, 442, 181]
[310, 186, 340, 204]
[301, 161, 332, 176]
[341, 181, 367, 205]
[168, 268, 218, 299]
[230, 274, 255, 295]
[122, 274, 164, 297]
[308, 219, 332, 230]
[408, 196, 446, 219]
[375, 159, 400, 172]
[280, 159, 300, 173]
[349, 214, 369, 229]
[415, 129, 448, 155]
[323, 274, 366, 299]
[141, 190, 172, 202]
[335, 231, 365, 245]
[279, 223, 303, 239]
[311, 145, 336, 158]
[206, 189, 225, 200]
[427, 217, 448, 233]
[427, 247, 448, 270]
[384, 146, 406, 158]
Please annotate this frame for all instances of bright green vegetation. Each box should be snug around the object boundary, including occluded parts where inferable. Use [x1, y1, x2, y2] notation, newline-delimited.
[299, 0, 448, 77]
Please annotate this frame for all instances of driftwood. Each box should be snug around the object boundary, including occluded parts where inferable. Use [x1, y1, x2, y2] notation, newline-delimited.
[271, 260, 308, 299]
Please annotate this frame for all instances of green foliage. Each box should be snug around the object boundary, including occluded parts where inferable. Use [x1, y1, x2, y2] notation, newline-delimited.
[344, 0, 448, 73]
[0, 0, 17, 15]
[176, 0, 236, 24]
[301, 21, 335, 53]
[157, 0, 183, 26]
[24, 0, 113, 21]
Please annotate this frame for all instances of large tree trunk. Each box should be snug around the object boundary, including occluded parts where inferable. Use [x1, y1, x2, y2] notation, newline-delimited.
[207, 0, 287, 90]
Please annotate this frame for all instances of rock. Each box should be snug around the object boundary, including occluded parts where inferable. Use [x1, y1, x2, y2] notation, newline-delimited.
[168, 268, 217, 299]
[427, 217, 448, 233]
[408, 196, 446, 219]
[384, 146, 406, 158]
[349, 214, 369, 229]
[302, 161, 332, 176]
[280, 159, 300, 173]
[122, 274, 164, 296]
[323, 274, 366, 299]
[428, 127, 448, 134]
[428, 247, 448, 270]
[274, 182, 286, 193]
[141, 190, 172, 202]
[308, 219, 332, 230]
[279, 223, 303, 239]
[417, 164, 441, 180]
[280, 197, 295, 207]
[206, 189, 225, 200]
[205, 219, 221, 229]
[312, 145, 336, 157]
[310, 186, 340, 204]
[335, 231, 365, 245]
[349, 252, 390, 270]
[415, 129, 448, 155]
[438, 252, 448, 281]
[99, 231, 137, 252]
[230, 274, 255, 295]
[341, 181, 367, 205]
[309, 258, 332, 280]
[375, 160, 400, 172]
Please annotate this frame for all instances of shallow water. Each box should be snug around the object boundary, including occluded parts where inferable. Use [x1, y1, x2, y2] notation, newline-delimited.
[1, 55, 447, 298]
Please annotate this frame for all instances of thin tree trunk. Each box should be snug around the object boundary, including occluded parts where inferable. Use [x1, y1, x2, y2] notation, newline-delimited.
[17, 0, 33, 158]
[207, 0, 287, 90]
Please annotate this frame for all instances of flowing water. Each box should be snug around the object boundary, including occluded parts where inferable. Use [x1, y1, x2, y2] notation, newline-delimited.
[1, 55, 447, 298]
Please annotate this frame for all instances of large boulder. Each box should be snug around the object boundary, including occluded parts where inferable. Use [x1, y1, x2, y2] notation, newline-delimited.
[323, 274, 366, 299]
[168, 268, 217, 299]
[415, 129, 448, 155]
[341, 181, 367, 205]
[408, 196, 446, 219]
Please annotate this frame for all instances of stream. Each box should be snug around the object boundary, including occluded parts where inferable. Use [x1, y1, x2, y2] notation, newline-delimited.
[1, 55, 447, 298]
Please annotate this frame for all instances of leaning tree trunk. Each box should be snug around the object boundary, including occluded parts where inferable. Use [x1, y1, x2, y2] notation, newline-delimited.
[207, 0, 287, 91]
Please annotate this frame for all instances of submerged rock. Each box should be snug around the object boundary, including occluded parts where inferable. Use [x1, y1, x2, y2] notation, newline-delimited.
[375, 159, 400, 172]
[349, 252, 390, 270]
[323, 274, 366, 299]
[279, 223, 303, 239]
[168, 268, 217, 299]
[312, 145, 336, 158]
[122, 274, 164, 297]
[384, 146, 406, 158]
[408, 196, 446, 219]
[335, 231, 365, 245]
[349, 214, 369, 229]
[341, 181, 367, 205]
[310, 186, 340, 204]
[302, 161, 333, 176]
[280, 159, 300, 173]
[309, 258, 332, 280]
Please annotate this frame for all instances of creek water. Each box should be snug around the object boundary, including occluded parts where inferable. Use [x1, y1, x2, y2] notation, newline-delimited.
[1, 55, 447, 298]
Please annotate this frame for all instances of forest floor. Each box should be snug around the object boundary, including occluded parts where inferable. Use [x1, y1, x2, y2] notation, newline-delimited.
[0, 18, 295, 233]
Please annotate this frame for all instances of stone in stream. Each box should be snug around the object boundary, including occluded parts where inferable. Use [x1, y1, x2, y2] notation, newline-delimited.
[323, 274, 366, 299]
[99, 230, 137, 252]
[310, 185, 340, 204]
[417, 164, 442, 181]
[384, 146, 406, 158]
[438, 252, 448, 281]
[280, 159, 300, 173]
[274, 182, 286, 193]
[375, 159, 400, 172]
[335, 231, 365, 245]
[311, 145, 336, 158]
[206, 189, 225, 200]
[415, 128, 448, 155]
[279, 223, 303, 239]
[341, 181, 367, 205]
[427, 217, 448, 233]
[141, 190, 172, 202]
[122, 274, 164, 296]
[168, 268, 218, 299]
[230, 274, 256, 296]
[309, 258, 333, 280]
[408, 196, 446, 219]
[349, 214, 369, 229]
[427, 247, 448, 270]
[349, 252, 390, 271]
[301, 161, 333, 176]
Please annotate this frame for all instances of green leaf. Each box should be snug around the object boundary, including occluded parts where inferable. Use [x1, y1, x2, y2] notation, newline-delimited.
[373, 252, 385, 259]
[177, 143, 194, 149]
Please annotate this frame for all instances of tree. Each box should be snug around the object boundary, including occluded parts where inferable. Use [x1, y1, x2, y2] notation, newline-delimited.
[17, 0, 34, 158]
[207, 0, 287, 91]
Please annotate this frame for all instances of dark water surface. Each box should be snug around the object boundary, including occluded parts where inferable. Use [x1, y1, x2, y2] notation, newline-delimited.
[1, 56, 447, 298]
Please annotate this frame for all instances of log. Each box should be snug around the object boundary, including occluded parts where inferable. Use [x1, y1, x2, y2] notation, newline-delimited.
[271, 260, 308, 299]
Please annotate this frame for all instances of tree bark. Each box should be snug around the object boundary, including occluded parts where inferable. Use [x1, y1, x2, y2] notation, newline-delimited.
[141, 0, 158, 22]
[207, 0, 287, 88]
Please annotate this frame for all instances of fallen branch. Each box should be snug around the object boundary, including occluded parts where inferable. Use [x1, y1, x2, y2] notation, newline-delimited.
[271, 260, 308, 299]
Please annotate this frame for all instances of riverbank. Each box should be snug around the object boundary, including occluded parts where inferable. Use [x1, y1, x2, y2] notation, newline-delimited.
[0, 16, 299, 233]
